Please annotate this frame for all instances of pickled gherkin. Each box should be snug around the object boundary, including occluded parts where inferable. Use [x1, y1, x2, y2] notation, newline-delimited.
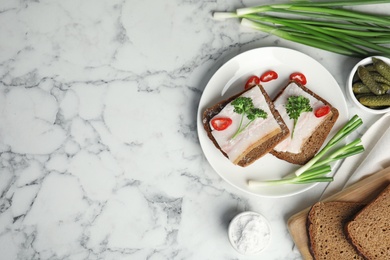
[365, 64, 376, 72]
[372, 57, 390, 81]
[352, 82, 372, 94]
[357, 66, 386, 95]
[359, 95, 390, 107]
[371, 72, 390, 85]
[353, 81, 390, 94]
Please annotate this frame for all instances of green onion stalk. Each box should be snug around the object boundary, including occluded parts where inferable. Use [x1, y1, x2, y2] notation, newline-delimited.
[248, 115, 364, 187]
[213, 0, 390, 57]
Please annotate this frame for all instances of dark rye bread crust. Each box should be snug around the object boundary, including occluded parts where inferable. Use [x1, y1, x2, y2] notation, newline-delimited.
[202, 85, 289, 167]
[345, 184, 390, 260]
[270, 81, 339, 165]
[307, 201, 365, 260]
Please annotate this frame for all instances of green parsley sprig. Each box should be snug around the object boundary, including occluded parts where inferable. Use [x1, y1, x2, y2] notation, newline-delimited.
[231, 97, 267, 139]
[285, 95, 312, 138]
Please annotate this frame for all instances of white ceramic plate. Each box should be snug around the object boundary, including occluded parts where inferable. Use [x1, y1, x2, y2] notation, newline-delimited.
[197, 47, 349, 197]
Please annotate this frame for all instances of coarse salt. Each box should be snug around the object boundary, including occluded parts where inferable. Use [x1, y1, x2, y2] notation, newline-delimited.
[228, 211, 271, 255]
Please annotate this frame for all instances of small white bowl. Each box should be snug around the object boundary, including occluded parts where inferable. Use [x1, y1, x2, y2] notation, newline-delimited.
[346, 56, 390, 114]
[228, 211, 271, 255]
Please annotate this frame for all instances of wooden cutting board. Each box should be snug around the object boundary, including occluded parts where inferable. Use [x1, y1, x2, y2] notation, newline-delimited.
[287, 166, 390, 260]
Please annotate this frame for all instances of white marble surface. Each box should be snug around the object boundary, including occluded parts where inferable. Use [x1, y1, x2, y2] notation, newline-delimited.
[0, 0, 388, 259]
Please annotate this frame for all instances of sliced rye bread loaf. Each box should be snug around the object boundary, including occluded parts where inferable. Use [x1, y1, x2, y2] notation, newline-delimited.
[307, 201, 365, 260]
[202, 85, 289, 167]
[270, 81, 339, 165]
[345, 184, 390, 260]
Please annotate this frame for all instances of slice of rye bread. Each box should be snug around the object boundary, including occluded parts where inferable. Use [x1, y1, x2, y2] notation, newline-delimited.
[202, 85, 290, 167]
[270, 81, 339, 165]
[307, 201, 366, 260]
[345, 184, 390, 260]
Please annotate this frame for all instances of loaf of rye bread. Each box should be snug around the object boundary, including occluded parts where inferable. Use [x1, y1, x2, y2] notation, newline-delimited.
[202, 85, 289, 167]
[270, 81, 339, 165]
[345, 184, 390, 260]
[307, 201, 365, 260]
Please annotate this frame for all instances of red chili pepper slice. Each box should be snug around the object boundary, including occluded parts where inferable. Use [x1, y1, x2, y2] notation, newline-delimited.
[314, 106, 330, 118]
[290, 72, 307, 85]
[244, 76, 260, 90]
[211, 117, 232, 131]
[260, 70, 278, 82]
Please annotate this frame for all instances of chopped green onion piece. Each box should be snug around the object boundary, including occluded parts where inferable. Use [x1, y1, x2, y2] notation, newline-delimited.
[247, 115, 364, 187]
[294, 115, 363, 177]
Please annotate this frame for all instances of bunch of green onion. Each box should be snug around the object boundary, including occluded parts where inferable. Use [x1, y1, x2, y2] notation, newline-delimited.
[248, 115, 364, 186]
[213, 0, 390, 57]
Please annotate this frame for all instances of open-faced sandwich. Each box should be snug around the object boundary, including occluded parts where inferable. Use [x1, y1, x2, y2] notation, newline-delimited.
[202, 84, 290, 167]
[271, 81, 339, 165]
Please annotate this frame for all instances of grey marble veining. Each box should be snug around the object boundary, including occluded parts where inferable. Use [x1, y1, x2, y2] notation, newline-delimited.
[0, 0, 387, 259]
